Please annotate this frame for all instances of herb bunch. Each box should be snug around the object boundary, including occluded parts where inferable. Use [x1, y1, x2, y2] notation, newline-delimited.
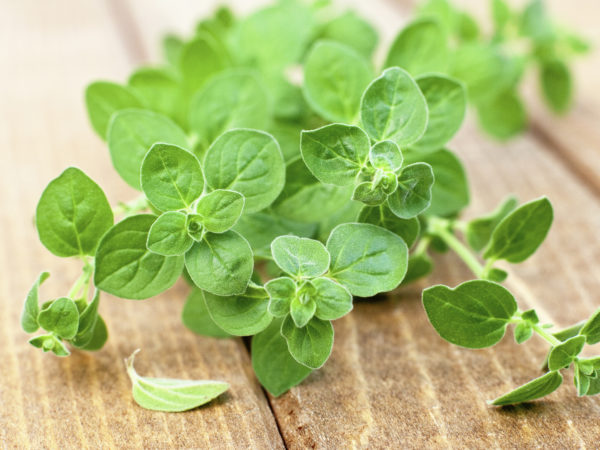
[22, 0, 596, 406]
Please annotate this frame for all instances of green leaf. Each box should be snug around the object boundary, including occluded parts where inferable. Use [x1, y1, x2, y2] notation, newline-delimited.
[303, 40, 373, 123]
[265, 277, 297, 318]
[281, 315, 334, 369]
[273, 159, 352, 223]
[388, 162, 435, 219]
[195, 190, 244, 233]
[476, 89, 527, 140]
[384, 18, 449, 75]
[233, 211, 317, 259]
[327, 223, 408, 297]
[182, 289, 232, 338]
[203, 129, 285, 213]
[409, 149, 469, 217]
[36, 167, 113, 257]
[484, 197, 553, 263]
[29, 334, 70, 357]
[580, 308, 600, 344]
[84, 81, 142, 139]
[140, 143, 204, 211]
[203, 285, 272, 336]
[540, 59, 572, 113]
[369, 141, 403, 172]
[402, 253, 434, 284]
[251, 318, 312, 396]
[319, 11, 378, 58]
[185, 230, 253, 296]
[548, 336, 586, 371]
[466, 195, 518, 252]
[21, 272, 50, 333]
[147, 211, 193, 256]
[574, 365, 591, 397]
[352, 183, 388, 206]
[125, 350, 229, 412]
[521, 309, 540, 324]
[74, 316, 108, 351]
[189, 69, 270, 149]
[300, 124, 370, 186]
[514, 322, 533, 344]
[490, 371, 563, 406]
[163, 34, 184, 67]
[70, 290, 100, 348]
[290, 296, 316, 328]
[312, 277, 353, 321]
[411, 75, 466, 153]
[94, 214, 184, 299]
[422, 280, 518, 348]
[107, 109, 189, 189]
[128, 67, 186, 128]
[360, 67, 428, 147]
[358, 205, 420, 247]
[37, 297, 79, 340]
[271, 235, 330, 278]
[179, 34, 229, 94]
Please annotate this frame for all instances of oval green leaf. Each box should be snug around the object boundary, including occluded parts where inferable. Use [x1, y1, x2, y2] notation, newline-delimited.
[281, 315, 334, 369]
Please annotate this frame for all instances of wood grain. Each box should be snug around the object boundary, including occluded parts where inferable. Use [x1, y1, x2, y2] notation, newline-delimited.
[2, 0, 600, 448]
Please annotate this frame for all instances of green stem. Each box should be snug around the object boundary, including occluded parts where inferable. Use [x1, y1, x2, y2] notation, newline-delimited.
[532, 323, 561, 347]
[429, 218, 484, 278]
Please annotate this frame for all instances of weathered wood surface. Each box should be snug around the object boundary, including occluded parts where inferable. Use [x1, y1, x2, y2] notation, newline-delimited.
[1, 0, 600, 448]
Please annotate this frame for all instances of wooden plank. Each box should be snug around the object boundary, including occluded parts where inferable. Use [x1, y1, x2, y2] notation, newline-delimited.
[0, 1, 283, 448]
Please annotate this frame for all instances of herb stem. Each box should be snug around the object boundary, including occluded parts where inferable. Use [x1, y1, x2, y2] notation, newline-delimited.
[429, 218, 484, 278]
[532, 323, 561, 347]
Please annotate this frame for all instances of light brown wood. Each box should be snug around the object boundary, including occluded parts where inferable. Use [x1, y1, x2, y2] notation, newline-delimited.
[2, 0, 600, 448]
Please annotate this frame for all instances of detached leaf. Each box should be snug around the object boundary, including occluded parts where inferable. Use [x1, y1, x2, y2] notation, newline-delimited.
[300, 124, 370, 186]
[195, 190, 244, 233]
[388, 162, 435, 219]
[125, 350, 229, 412]
[490, 371, 563, 406]
[303, 40, 372, 123]
[204, 129, 285, 213]
[281, 315, 334, 369]
[185, 230, 253, 296]
[22, 272, 50, 333]
[94, 215, 184, 299]
[271, 235, 330, 278]
[140, 143, 204, 211]
[422, 280, 517, 348]
[384, 18, 449, 75]
[251, 318, 312, 396]
[360, 67, 428, 147]
[107, 109, 189, 189]
[484, 197, 553, 263]
[36, 168, 113, 257]
[85, 81, 142, 139]
[147, 212, 193, 256]
[358, 205, 420, 247]
[327, 223, 408, 297]
[38, 297, 79, 340]
[547, 336, 586, 371]
[466, 195, 518, 252]
[203, 285, 272, 336]
[580, 308, 600, 344]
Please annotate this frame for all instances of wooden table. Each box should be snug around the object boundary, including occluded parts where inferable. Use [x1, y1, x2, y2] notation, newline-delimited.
[1, 1, 599, 447]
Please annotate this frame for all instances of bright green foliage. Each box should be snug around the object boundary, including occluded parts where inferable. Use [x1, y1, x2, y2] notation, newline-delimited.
[484, 197, 553, 263]
[21, 272, 50, 333]
[108, 109, 189, 189]
[303, 40, 372, 123]
[514, 322, 533, 344]
[265, 277, 296, 318]
[281, 315, 334, 369]
[94, 214, 184, 299]
[271, 236, 330, 278]
[580, 309, 600, 344]
[466, 195, 518, 252]
[195, 190, 244, 233]
[384, 18, 449, 76]
[85, 81, 143, 139]
[547, 336, 586, 371]
[411, 75, 467, 153]
[369, 141, 403, 172]
[182, 289, 233, 338]
[179, 35, 229, 94]
[203, 129, 285, 213]
[358, 206, 420, 247]
[327, 223, 408, 297]
[311, 277, 353, 321]
[140, 143, 204, 211]
[37, 297, 79, 340]
[491, 371, 563, 406]
[388, 163, 435, 219]
[476, 90, 527, 140]
[540, 59, 572, 113]
[319, 11, 378, 58]
[147, 211, 193, 256]
[423, 280, 517, 348]
[126, 350, 228, 412]
[36, 168, 113, 257]
[360, 67, 428, 146]
[29, 334, 70, 357]
[189, 70, 270, 149]
[252, 318, 312, 396]
[300, 124, 370, 186]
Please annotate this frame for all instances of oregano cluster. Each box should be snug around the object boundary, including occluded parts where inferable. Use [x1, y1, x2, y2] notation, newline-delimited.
[22, 0, 596, 407]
